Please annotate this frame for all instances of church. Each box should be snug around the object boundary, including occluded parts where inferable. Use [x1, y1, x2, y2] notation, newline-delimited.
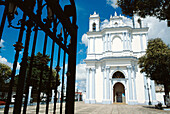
[84, 11, 159, 105]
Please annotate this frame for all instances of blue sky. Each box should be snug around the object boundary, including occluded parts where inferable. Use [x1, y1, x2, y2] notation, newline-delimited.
[0, 0, 170, 92]
[0, 0, 121, 71]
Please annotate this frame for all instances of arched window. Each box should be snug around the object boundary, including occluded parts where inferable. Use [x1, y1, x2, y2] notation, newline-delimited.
[112, 71, 125, 78]
[114, 22, 118, 25]
[92, 23, 96, 31]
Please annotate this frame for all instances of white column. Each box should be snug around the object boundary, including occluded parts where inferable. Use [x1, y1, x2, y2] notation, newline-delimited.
[127, 66, 133, 102]
[150, 80, 156, 104]
[140, 34, 144, 51]
[106, 66, 110, 99]
[132, 66, 137, 101]
[109, 79, 112, 101]
[102, 67, 105, 100]
[91, 68, 96, 103]
[109, 34, 111, 51]
[103, 36, 105, 52]
[143, 74, 149, 104]
[85, 68, 90, 103]
[110, 34, 112, 51]
[93, 37, 95, 53]
[126, 32, 128, 50]
[129, 33, 132, 51]
[123, 32, 125, 50]
[28, 86, 32, 105]
[146, 33, 148, 46]
[51, 89, 55, 103]
[106, 34, 108, 51]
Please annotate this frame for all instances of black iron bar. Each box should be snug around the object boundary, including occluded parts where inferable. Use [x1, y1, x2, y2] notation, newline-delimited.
[12, 0, 73, 54]
[65, 27, 77, 114]
[23, 0, 42, 112]
[46, 41, 55, 114]
[60, 28, 67, 114]
[53, 47, 61, 114]
[65, 1, 77, 113]
[36, 33, 48, 114]
[13, 19, 34, 114]
[45, 17, 57, 114]
[60, 51, 66, 114]
[0, 4, 7, 42]
[4, 14, 26, 114]
[23, 25, 38, 114]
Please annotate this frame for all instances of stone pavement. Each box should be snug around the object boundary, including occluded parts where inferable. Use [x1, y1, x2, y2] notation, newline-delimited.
[0, 101, 170, 114]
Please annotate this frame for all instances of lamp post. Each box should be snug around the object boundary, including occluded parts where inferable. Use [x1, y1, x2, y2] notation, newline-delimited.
[147, 83, 152, 105]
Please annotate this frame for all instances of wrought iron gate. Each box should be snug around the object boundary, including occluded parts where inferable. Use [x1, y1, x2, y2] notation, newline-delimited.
[0, 0, 77, 113]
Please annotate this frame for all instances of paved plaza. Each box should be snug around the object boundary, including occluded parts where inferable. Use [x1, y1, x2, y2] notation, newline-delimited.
[0, 101, 170, 114]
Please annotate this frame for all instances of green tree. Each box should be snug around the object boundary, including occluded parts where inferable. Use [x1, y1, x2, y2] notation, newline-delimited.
[27, 52, 57, 95]
[117, 0, 170, 26]
[0, 63, 12, 98]
[138, 38, 170, 96]
[0, 63, 12, 87]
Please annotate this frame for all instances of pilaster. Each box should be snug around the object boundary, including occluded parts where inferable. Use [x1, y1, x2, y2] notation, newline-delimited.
[132, 66, 137, 104]
[150, 80, 157, 105]
[143, 74, 149, 104]
[129, 33, 132, 51]
[123, 32, 125, 50]
[85, 68, 90, 103]
[126, 32, 128, 50]
[93, 37, 95, 53]
[103, 66, 112, 104]
[106, 34, 108, 51]
[102, 67, 105, 100]
[103, 35, 105, 52]
[140, 34, 144, 51]
[127, 66, 133, 104]
[90, 68, 96, 104]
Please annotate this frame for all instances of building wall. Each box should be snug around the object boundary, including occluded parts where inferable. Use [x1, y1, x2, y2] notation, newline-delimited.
[85, 12, 159, 105]
[136, 68, 145, 103]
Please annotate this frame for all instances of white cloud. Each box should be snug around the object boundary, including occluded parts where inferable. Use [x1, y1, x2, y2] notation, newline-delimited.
[101, 19, 109, 29]
[75, 63, 86, 92]
[107, 0, 118, 9]
[76, 63, 86, 81]
[81, 33, 88, 47]
[76, 80, 86, 92]
[0, 39, 5, 47]
[0, 56, 20, 70]
[143, 16, 170, 44]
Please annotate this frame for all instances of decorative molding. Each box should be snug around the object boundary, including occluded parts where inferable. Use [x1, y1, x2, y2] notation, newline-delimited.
[111, 69, 127, 79]
[127, 65, 132, 70]
[106, 66, 110, 69]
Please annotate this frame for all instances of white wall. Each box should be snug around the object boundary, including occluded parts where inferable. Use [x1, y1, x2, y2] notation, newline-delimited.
[136, 68, 145, 103]
[156, 92, 165, 105]
[132, 35, 141, 52]
[112, 37, 123, 52]
[95, 64, 103, 103]
[95, 38, 103, 53]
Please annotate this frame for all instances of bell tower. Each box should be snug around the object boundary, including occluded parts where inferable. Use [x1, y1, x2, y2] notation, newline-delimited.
[89, 11, 100, 32]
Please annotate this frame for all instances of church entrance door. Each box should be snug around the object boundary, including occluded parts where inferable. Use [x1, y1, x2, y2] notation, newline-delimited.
[113, 82, 125, 103]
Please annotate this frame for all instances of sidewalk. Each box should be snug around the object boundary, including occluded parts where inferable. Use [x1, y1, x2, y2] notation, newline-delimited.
[0, 101, 170, 114]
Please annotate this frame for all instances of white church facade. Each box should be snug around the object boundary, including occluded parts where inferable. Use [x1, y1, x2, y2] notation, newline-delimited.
[84, 12, 159, 105]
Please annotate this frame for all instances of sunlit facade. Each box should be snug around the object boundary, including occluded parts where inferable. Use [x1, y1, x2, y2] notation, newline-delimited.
[84, 12, 158, 105]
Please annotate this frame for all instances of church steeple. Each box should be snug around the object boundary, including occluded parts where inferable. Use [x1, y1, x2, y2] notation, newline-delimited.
[89, 11, 100, 32]
[114, 11, 117, 16]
